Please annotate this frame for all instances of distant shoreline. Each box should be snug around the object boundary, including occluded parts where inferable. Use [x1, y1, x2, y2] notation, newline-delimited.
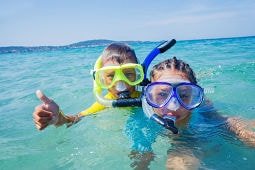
[1, 35, 255, 48]
[0, 35, 254, 54]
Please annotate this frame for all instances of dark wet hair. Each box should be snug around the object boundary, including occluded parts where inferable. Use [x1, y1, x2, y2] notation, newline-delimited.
[150, 57, 197, 84]
[101, 42, 138, 64]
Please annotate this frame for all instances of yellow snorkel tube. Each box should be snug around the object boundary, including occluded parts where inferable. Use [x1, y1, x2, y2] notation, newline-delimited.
[93, 56, 111, 106]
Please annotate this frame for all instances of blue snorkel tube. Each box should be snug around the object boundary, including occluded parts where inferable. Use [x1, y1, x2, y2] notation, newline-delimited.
[141, 39, 176, 86]
[140, 39, 178, 134]
[112, 39, 176, 107]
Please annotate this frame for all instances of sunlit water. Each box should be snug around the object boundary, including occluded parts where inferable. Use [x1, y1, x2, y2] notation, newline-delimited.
[0, 37, 255, 169]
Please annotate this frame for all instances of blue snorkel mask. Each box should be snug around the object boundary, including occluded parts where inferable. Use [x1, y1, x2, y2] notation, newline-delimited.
[93, 39, 176, 108]
[142, 80, 204, 134]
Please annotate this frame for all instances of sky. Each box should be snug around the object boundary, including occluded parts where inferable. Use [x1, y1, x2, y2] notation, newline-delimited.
[0, 0, 255, 46]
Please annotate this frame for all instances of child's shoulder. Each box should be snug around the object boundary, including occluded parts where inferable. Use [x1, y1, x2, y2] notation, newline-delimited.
[196, 98, 216, 113]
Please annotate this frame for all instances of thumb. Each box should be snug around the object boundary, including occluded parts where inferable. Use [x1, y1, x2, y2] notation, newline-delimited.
[36, 90, 52, 104]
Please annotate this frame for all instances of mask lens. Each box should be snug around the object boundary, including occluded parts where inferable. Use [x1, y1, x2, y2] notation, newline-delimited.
[95, 64, 144, 88]
[176, 84, 203, 109]
[96, 68, 116, 88]
[122, 65, 143, 85]
[146, 83, 172, 107]
[122, 68, 137, 82]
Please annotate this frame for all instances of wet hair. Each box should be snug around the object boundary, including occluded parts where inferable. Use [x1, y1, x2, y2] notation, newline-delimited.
[101, 42, 138, 64]
[150, 57, 197, 84]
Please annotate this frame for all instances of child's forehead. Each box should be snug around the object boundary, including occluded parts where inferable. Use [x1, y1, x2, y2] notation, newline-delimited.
[102, 58, 137, 66]
[152, 70, 189, 82]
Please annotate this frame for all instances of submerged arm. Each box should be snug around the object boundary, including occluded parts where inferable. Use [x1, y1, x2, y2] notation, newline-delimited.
[166, 151, 200, 170]
[226, 117, 255, 147]
[199, 99, 255, 147]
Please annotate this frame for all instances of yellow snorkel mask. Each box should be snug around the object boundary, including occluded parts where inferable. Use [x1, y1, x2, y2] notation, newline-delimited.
[93, 63, 144, 89]
[92, 56, 143, 107]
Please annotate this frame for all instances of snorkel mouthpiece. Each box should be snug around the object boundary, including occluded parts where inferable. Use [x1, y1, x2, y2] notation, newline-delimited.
[118, 91, 130, 99]
[115, 81, 130, 99]
[163, 115, 178, 134]
[151, 114, 178, 134]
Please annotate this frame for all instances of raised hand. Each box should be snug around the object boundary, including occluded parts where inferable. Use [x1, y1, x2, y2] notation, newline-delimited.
[33, 90, 60, 130]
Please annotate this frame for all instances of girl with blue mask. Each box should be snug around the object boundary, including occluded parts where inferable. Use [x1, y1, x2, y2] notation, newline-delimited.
[141, 57, 255, 169]
[142, 57, 202, 134]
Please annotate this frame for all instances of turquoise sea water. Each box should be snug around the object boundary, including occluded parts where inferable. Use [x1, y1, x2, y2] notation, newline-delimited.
[0, 37, 255, 169]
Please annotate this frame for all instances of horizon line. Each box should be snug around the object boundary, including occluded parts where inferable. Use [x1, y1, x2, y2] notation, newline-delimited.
[1, 35, 254, 48]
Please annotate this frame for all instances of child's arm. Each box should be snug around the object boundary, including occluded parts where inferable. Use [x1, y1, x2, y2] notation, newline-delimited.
[79, 102, 106, 116]
[200, 99, 255, 147]
[33, 90, 105, 130]
[128, 151, 155, 169]
[166, 151, 200, 170]
[226, 117, 255, 147]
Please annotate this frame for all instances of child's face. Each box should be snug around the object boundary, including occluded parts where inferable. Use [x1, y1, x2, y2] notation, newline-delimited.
[151, 69, 192, 122]
[102, 58, 137, 98]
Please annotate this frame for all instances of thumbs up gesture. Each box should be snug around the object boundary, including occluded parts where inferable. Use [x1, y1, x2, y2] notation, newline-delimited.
[33, 90, 60, 130]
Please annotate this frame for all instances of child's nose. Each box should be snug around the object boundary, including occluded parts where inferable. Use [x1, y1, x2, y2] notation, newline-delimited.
[115, 81, 127, 92]
[166, 97, 180, 111]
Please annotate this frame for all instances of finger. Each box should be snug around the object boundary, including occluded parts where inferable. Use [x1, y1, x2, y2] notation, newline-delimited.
[35, 103, 54, 113]
[34, 120, 44, 129]
[33, 114, 52, 124]
[35, 104, 47, 112]
[34, 108, 53, 117]
[35, 121, 48, 131]
[35, 123, 42, 130]
[36, 90, 52, 104]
